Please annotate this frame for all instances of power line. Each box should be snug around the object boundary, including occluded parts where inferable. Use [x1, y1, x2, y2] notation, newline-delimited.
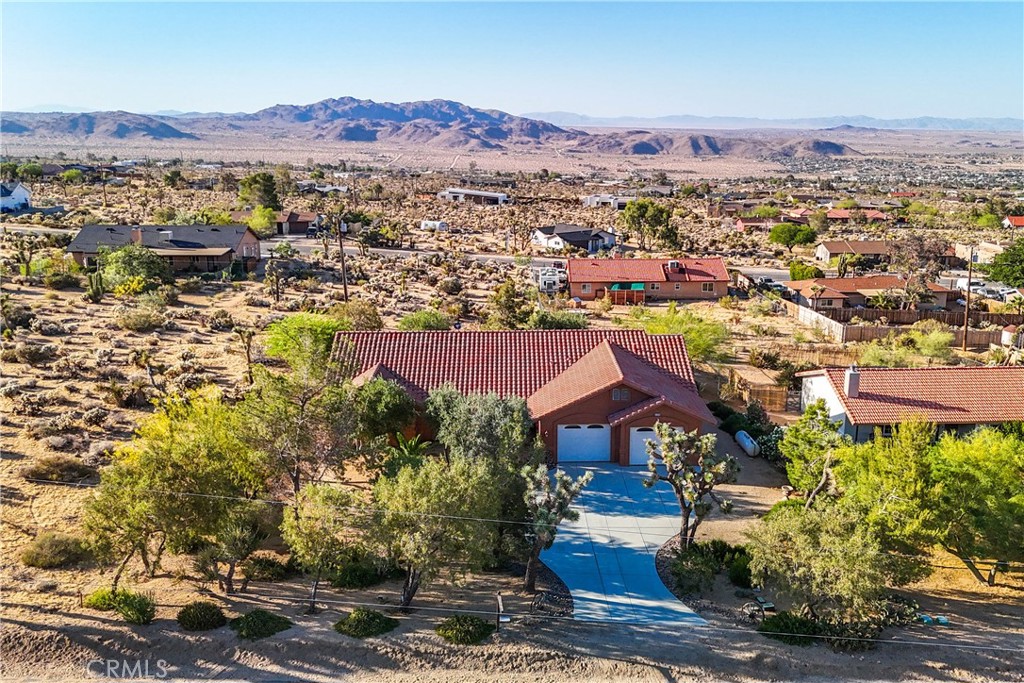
[22, 477, 1023, 572]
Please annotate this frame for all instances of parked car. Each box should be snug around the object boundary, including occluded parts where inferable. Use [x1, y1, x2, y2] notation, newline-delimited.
[955, 277, 986, 292]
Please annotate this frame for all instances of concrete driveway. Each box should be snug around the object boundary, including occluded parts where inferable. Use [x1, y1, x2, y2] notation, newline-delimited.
[541, 464, 706, 626]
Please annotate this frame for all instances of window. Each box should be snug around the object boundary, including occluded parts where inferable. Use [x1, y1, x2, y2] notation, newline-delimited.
[879, 425, 894, 437]
[819, 299, 834, 308]
[701, 282, 715, 293]
[581, 283, 592, 294]
[650, 283, 660, 291]
[612, 388, 631, 402]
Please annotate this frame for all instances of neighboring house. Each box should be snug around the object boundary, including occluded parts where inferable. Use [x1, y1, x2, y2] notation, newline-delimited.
[825, 209, 891, 223]
[582, 194, 634, 210]
[567, 257, 729, 303]
[67, 224, 261, 273]
[784, 275, 957, 310]
[337, 329, 716, 465]
[0, 182, 31, 212]
[798, 365, 1024, 443]
[229, 210, 319, 235]
[296, 180, 348, 195]
[531, 224, 616, 253]
[1001, 215, 1024, 232]
[815, 240, 894, 264]
[733, 217, 777, 232]
[436, 187, 508, 205]
[954, 241, 1008, 265]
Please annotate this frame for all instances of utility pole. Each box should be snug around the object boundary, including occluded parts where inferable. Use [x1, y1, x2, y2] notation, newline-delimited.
[962, 247, 974, 352]
[335, 213, 349, 302]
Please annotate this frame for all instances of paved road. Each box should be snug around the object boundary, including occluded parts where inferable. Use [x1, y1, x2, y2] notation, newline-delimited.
[541, 464, 706, 626]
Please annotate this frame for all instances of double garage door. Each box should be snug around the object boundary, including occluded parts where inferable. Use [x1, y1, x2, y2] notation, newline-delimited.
[556, 424, 684, 464]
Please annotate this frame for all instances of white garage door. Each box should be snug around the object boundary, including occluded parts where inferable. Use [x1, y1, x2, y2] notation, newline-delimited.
[557, 424, 611, 462]
[629, 426, 685, 465]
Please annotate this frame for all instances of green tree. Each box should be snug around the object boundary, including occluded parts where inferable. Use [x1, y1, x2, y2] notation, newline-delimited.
[102, 244, 172, 287]
[487, 279, 534, 329]
[59, 169, 84, 196]
[618, 198, 671, 250]
[374, 455, 500, 607]
[748, 500, 892, 618]
[521, 465, 592, 591]
[836, 198, 859, 209]
[264, 313, 350, 373]
[247, 205, 278, 238]
[769, 223, 817, 253]
[196, 207, 234, 225]
[643, 424, 736, 545]
[195, 505, 267, 594]
[329, 299, 383, 330]
[398, 309, 451, 331]
[526, 309, 588, 329]
[16, 163, 43, 180]
[984, 239, 1024, 288]
[779, 399, 850, 500]
[0, 161, 18, 180]
[928, 428, 1024, 583]
[281, 484, 360, 611]
[355, 378, 415, 440]
[239, 172, 281, 210]
[788, 261, 824, 281]
[163, 169, 183, 187]
[834, 252, 863, 278]
[83, 391, 263, 590]
[752, 205, 782, 219]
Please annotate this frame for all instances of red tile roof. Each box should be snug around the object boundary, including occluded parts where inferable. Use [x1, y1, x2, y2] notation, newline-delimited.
[1005, 216, 1024, 228]
[810, 367, 1024, 426]
[336, 330, 709, 421]
[566, 258, 728, 284]
[826, 209, 891, 221]
[784, 275, 955, 295]
[527, 341, 713, 422]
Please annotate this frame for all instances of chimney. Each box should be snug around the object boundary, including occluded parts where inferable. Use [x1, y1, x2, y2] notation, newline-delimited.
[844, 364, 860, 398]
[130, 227, 142, 245]
[159, 229, 173, 243]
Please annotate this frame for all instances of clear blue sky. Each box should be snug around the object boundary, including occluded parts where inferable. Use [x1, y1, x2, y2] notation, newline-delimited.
[2, 2, 1021, 119]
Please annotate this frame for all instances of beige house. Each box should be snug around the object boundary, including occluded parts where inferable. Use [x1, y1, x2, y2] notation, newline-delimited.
[67, 224, 261, 273]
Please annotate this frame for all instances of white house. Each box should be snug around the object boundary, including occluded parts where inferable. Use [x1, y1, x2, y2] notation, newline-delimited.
[582, 194, 634, 210]
[531, 224, 616, 253]
[436, 187, 508, 205]
[1, 182, 31, 213]
[798, 365, 1024, 443]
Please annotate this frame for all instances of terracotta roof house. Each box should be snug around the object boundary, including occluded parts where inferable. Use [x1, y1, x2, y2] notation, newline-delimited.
[784, 275, 957, 310]
[229, 210, 319, 236]
[567, 257, 729, 304]
[531, 224, 616, 253]
[334, 329, 715, 465]
[733, 217, 778, 232]
[825, 209, 892, 223]
[815, 240, 957, 267]
[67, 224, 261, 273]
[798, 365, 1024, 442]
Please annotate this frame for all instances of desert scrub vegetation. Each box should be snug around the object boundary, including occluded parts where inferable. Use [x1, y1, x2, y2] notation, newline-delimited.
[177, 601, 228, 631]
[435, 615, 495, 645]
[333, 609, 400, 639]
[20, 531, 91, 569]
[229, 609, 292, 640]
[113, 590, 157, 625]
[19, 455, 96, 483]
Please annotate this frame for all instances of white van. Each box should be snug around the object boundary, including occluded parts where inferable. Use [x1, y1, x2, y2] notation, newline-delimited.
[420, 220, 449, 231]
[955, 277, 985, 292]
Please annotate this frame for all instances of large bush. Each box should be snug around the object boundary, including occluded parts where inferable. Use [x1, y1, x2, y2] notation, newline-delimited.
[20, 532, 90, 568]
[114, 590, 157, 625]
[757, 611, 822, 645]
[20, 455, 96, 483]
[241, 553, 292, 582]
[229, 609, 292, 640]
[177, 601, 228, 631]
[333, 608, 399, 639]
[398, 309, 451, 331]
[435, 615, 495, 645]
[83, 588, 119, 610]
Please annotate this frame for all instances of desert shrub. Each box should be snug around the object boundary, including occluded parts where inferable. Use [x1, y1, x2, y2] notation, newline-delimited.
[707, 401, 737, 420]
[112, 276, 148, 298]
[670, 545, 720, 595]
[20, 455, 96, 483]
[333, 609, 399, 639]
[230, 609, 292, 640]
[179, 277, 204, 293]
[241, 553, 292, 582]
[435, 615, 495, 645]
[114, 590, 157, 625]
[1, 297, 35, 331]
[85, 440, 119, 468]
[153, 285, 180, 305]
[758, 611, 822, 645]
[20, 531, 90, 568]
[14, 342, 58, 365]
[43, 272, 81, 290]
[398, 309, 450, 331]
[83, 588, 118, 610]
[82, 407, 110, 427]
[31, 318, 69, 336]
[100, 377, 151, 408]
[115, 307, 164, 332]
[774, 361, 817, 390]
[206, 309, 234, 331]
[25, 412, 76, 438]
[718, 295, 740, 309]
[177, 601, 228, 631]
[437, 276, 464, 295]
[749, 347, 781, 370]
[750, 323, 778, 337]
[728, 553, 753, 588]
[719, 413, 752, 436]
[756, 426, 786, 464]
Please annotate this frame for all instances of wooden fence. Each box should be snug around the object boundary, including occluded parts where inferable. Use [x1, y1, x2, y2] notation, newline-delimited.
[822, 307, 1024, 328]
[727, 367, 789, 411]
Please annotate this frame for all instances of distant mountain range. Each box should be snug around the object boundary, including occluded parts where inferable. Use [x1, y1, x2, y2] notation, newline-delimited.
[2, 96, 870, 158]
[523, 111, 1024, 132]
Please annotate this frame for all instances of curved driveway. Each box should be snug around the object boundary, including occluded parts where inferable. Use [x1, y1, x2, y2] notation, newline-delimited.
[542, 464, 706, 626]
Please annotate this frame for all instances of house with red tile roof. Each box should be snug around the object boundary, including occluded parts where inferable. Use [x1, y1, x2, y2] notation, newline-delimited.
[798, 366, 1024, 442]
[825, 209, 892, 223]
[784, 275, 957, 311]
[334, 329, 715, 465]
[566, 257, 729, 304]
[1003, 216, 1024, 230]
[229, 210, 319, 236]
